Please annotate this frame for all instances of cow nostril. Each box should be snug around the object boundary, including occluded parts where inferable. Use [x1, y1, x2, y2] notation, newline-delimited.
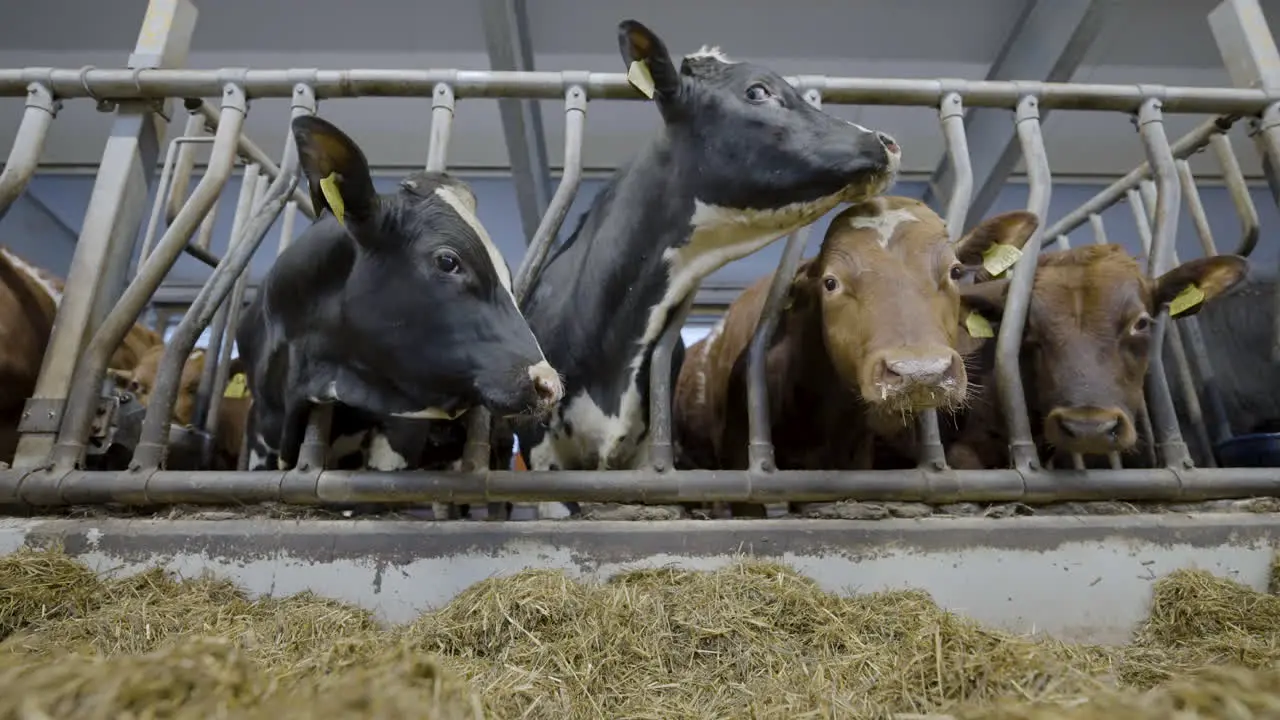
[876, 132, 899, 154]
[534, 377, 557, 402]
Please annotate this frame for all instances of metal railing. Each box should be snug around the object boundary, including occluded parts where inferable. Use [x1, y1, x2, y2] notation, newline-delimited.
[1, 10, 1279, 515]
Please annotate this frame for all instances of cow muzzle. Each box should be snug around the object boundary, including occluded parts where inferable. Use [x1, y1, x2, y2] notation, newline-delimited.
[864, 348, 967, 412]
[528, 360, 564, 410]
[1043, 405, 1136, 455]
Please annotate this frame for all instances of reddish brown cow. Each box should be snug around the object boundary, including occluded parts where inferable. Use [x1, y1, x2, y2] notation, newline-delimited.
[673, 197, 1040, 498]
[946, 243, 1248, 469]
[0, 246, 204, 465]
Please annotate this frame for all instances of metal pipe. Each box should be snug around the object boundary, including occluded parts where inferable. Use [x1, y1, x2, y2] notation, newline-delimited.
[1126, 189, 1161, 466]
[1043, 116, 1237, 242]
[1254, 103, 1280, 364]
[1135, 99, 1192, 470]
[1177, 160, 1219, 258]
[2, 69, 1280, 113]
[1088, 213, 1108, 245]
[918, 91, 973, 471]
[1051, 234, 1092, 472]
[138, 135, 216, 266]
[648, 292, 696, 473]
[0, 83, 58, 221]
[132, 84, 314, 471]
[7, 466, 1280, 509]
[512, 85, 587, 302]
[744, 89, 824, 474]
[994, 96, 1051, 472]
[194, 98, 316, 220]
[164, 112, 204, 226]
[1210, 132, 1259, 257]
[189, 189, 227, 428]
[46, 84, 248, 472]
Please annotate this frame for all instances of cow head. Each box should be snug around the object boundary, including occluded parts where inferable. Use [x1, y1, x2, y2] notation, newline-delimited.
[792, 197, 1038, 418]
[617, 20, 900, 227]
[960, 244, 1248, 456]
[291, 115, 562, 421]
[111, 346, 207, 426]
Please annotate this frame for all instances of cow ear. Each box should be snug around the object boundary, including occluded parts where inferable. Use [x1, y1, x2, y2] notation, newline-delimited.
[953, 211, 1039, 276]
[291, 115, 380, 233]
[959, 277, 1011, 320]
[617, 20, 682, 110]
[1153, 254, 1249, 319]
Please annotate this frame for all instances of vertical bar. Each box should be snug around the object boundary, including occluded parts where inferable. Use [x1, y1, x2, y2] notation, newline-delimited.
[164, 112, 204, 226]
[0, 83, 59, 222]
[648, 293, 696, 473]
[743, 89, 824, 474]
[1135, 98, 1193, 470]
[1126, 188, 1160, 468]
[1209, 133, 1259, 256]
[1088, 213, 1108, 245]
[1051, 234, 1092, 471]
[918, 91, 971, 470]
[995, 96, 1051, 472]
[1177, 159, 1219, 258]
[12, 0, 198, 469]
[49, 83, 245, 472]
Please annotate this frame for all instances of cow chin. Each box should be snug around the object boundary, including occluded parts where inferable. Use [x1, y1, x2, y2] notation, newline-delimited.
[474, 360, 563, 420]
[861, 381, 967, 418]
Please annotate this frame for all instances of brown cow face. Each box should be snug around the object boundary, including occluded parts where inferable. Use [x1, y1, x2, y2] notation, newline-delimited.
[961, 245, 1248, 456]
[111, 346, 207, 427]
[797, 197, 1038, 416]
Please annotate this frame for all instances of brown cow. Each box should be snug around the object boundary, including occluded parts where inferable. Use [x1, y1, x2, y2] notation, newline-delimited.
[0, 246, 200, 465]
[946, 243, 1248, 469]
[673, 197, 1040, 499]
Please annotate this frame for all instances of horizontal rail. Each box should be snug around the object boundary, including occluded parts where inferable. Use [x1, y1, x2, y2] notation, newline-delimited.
[1, 69, 1280, 112]
[2, 468, 1278, 508]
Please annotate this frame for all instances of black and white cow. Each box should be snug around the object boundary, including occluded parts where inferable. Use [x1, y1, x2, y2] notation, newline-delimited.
[516, 20, 902, 514]
[238, 115, 563, 473]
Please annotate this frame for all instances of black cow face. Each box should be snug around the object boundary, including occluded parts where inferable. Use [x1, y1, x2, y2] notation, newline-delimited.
[617, 20, 901, 216]
[290, 115, 563, 420]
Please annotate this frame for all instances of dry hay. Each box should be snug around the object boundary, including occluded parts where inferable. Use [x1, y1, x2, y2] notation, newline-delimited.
[2, 547, 1280, 718]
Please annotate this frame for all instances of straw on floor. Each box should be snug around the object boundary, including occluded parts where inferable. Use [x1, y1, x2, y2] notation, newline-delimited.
[2, 544, 1280, 719]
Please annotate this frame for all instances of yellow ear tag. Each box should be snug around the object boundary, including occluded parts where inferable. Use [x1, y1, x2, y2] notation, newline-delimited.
[1169, 283, 1205, 317]
[982, 243, 1023, 278]
[627, 59, 656, 99]
[965, 311, 995, 339]
[223, 372, 249, 399]
[319, 171, 345, 227]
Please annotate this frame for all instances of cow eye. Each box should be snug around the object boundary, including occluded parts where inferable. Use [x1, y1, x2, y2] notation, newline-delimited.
[434, 251, 461, 274]
[745, 84, 772, 103]
[948, 264, 965, 281]
[1130, 313, 1152, 335]
[822, 276, 839, 293]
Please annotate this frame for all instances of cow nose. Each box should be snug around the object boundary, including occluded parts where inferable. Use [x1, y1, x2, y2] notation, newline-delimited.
[876, 132, 899, 156]
[1045, 406, 1134, 453]
[528, 360, 563, 405]
[1059, 416, 1119, 439]
[880, 355, 958, 387]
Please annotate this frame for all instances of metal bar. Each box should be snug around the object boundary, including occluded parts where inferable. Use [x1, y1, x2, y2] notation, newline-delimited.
[995, 96, 1052, 472]
[1051, 234, 1092, 472]
[1136, 99, 1193, 470]
[138, 134, 216, 266]
[647, 293, 695, 473]
[922, 0, 1110, 227]
[1259, 106, 1280, 365]
[3, 70, 1279, 113]
[6, 467, 1280, 509]
[164, 111, 203, 226]
[919, 91, 972, 471]
[1088, 213, 1108, 245]
[480, 0, 551, 243]
[132, 84, 313, 471]
[1125, 190, 1160, 469]
[0, 83, 58, 222]
[744, 89, 824, 474]
[513, 86, 587, 302]
[193, 99, 316, 220]
[1209, 133, 1259, 256]
[46, 83, 246, 472]
[11, 0, 197, 469]
[1042, 116, 1237, 243]
[1177, 160, 1219, 258]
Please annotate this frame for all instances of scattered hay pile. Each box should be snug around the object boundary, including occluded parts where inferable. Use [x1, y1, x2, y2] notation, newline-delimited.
[2, 546, 1280, 718]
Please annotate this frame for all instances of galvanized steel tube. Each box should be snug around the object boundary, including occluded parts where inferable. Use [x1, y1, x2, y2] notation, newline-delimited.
[1255, 103, 1280, 364]
[1135, 99, 1192, 469]
[1, 69, 1279, 114]
[138, 135, 216, 266]
[994, 96, 1051, 471]
[0, 83, 57, 221]
[47, 84, 248, 472]
[648, 294, 695, 473]
[194, 98, 316, 220]
[165, 112, 204, 226]
[1210, 132, 1259, 256]
[744, 89, 824, 473]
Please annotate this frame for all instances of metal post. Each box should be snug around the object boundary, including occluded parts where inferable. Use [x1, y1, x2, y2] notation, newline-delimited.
[12, 0, 198, 469]
[648, 293, 695, 473]
[47, 82, 244, 473]
[0, 83, 59, 222]
[995, 96, 1051, 472]
[744, 89, 824, 474]
[1135, 99, 1193, 470]
[164, 111, 204, 226]
[1209, 132, 1259, 256]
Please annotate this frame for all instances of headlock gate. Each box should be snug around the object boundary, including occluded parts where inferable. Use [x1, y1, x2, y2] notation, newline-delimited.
[1, 0, 1279, 521]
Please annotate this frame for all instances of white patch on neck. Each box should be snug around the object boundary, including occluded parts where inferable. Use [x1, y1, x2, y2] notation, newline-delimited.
[849, 207, 920, 248]
[1, 248, 62, 305]
[366, 430, 408, 471]
[391, 406, 467, 421]
[684, 45, 735, 64]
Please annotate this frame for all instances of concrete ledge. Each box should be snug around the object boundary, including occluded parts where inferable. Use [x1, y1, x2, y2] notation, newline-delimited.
[3, 513, 1279, 644]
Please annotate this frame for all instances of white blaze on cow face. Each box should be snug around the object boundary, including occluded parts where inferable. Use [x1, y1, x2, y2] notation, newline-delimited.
[848, 205, 920, 249]
[683, 45, 736, 64]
